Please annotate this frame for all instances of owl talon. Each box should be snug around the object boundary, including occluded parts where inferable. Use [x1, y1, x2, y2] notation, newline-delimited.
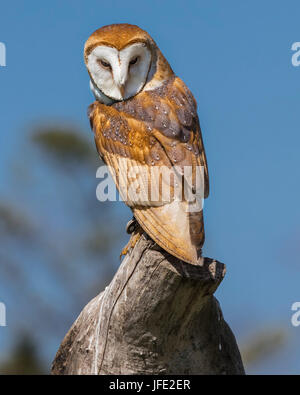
[126, 217, 138, 234]
[120, 245, 129, 259]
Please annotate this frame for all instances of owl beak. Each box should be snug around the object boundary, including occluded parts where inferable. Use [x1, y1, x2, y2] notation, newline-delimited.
[119, 84, 125, 99]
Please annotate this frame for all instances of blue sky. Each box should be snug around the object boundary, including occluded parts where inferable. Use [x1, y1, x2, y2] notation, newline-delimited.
[1, 0, 300, 374]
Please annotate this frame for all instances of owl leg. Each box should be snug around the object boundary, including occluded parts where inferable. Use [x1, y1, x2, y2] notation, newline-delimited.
[120, 217, 143, 259]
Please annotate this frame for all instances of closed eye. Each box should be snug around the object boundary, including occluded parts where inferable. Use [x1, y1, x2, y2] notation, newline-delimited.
[129, 56, 139, 66]
[98, 59, 111, 69]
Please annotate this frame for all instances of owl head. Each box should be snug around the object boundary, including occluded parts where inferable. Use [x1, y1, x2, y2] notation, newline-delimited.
[84, 24, 173, 104]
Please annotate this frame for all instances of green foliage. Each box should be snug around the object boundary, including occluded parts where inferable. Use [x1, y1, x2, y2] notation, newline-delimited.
[31, 126, 97, 167]
[0, 202, 34, 240]
[0, 335, 46, 375]
[241, 328, 287, 367]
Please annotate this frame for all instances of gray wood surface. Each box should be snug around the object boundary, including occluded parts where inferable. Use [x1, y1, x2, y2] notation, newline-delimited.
[51, 230, 245, 375]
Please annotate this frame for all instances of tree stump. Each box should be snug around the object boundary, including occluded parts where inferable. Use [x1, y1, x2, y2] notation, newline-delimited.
[51, 224, 245, 375]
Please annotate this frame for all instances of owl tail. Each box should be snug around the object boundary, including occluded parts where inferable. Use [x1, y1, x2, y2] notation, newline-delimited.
[133, 199, 205, 265]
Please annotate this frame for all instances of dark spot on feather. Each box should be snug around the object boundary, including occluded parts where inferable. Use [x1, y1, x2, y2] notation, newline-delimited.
[176, 107, 193, 127]
[162, 119, 181, 138]
[180, 127, 191, 142]
[154, 112, 169, 130]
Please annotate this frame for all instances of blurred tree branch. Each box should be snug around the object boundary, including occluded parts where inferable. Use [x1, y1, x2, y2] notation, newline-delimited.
[241, 328, 287, 368]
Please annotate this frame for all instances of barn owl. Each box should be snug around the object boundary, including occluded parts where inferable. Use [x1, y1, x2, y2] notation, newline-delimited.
[84, 24, 209, 265]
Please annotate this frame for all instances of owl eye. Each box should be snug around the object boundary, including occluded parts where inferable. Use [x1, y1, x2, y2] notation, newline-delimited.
[98, 59, 111, 69]
[129, 57, 139, 66]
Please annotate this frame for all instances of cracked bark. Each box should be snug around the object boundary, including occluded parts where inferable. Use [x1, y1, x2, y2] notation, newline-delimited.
[51, 227, 245, 375]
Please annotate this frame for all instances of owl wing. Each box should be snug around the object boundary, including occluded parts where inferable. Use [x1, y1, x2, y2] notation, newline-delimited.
[89, 76, 208, 264]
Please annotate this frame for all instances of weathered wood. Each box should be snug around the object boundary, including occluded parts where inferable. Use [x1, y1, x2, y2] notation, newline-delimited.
[51, 228, 245, 375]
